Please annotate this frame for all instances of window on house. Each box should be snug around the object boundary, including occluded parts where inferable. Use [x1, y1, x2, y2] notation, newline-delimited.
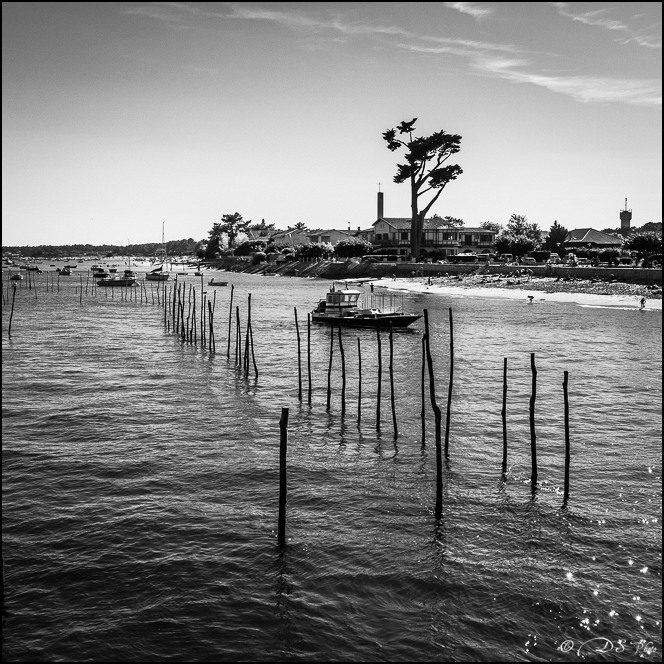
[401, 232, 409, 240]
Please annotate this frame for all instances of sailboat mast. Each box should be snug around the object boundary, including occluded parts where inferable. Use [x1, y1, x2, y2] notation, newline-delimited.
[162, 222, 167, 263]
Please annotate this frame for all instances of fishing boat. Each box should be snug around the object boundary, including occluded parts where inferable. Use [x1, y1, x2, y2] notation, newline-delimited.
[208, 279, 228, 286]
[91, 266, 109, 279]
[58, 266, 72, 276]
[311, 281, 421, 329]
[10, 273, 23, 281]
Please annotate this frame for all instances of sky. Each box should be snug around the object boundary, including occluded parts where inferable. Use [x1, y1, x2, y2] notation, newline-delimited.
[2, 2, 661, 247]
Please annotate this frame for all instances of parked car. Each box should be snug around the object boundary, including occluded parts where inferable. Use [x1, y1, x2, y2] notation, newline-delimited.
[576, 257, 591, 266]
[521, 257, 537, 265]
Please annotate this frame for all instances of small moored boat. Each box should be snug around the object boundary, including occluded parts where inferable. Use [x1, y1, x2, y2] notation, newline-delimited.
[311, 281, 421, 329]
[145, 266, 170, 281]
[97, 275, 137, 287]
[208, 279, 228, 286]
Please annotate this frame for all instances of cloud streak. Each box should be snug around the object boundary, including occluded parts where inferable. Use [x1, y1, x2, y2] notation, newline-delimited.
[475, 56, 662, 107]
[443, 2, 494, 20]
[553, 2, 662, 49]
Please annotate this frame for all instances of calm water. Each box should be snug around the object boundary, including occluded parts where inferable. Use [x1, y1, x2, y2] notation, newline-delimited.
[2, 265, 661, 662]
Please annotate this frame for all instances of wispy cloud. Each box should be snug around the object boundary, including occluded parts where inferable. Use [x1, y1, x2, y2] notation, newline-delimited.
[553, 2, 662, 49]
[475, 56, 662, 107]
[443, 3, 494, 20]
[125, 2, 661, 107]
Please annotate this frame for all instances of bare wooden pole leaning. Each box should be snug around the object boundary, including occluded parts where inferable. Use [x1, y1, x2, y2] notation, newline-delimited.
[424, 309, 443, 519]
[8, 285, 17, 338]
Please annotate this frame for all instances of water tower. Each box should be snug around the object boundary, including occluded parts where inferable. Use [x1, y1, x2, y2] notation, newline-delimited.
[620, 198, 632, 232]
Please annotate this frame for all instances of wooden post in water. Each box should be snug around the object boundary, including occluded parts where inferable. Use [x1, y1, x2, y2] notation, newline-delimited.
[421, 334, 426, 446]
[444, 307, 454, 457]
[376, 328, 382, 427]
[294, 307, 302, 401]
[424, 309, 443, 519]
[307, 314, 312, 405]
[172, 281, 177, 329]
[338, 326, 346, 416]
[248, 316, 258, 378]
[326, 324, 334, 410]
[563, 370, 570, 503]
[208, 300, 214, 353]
[8, 285, 17, 338]
[200, 292, 206, 348]
[357, 337, 362, 421]
[277, 407, 289, 547]
[244, 294, 252, 377]
[235, 306, 242, 367]
[501, 358, 508, 474]
[389, 323, 397, 438]
[192, 288, 197, 345]
[227, 284, 234, 359]
[529, 352, 538, 486]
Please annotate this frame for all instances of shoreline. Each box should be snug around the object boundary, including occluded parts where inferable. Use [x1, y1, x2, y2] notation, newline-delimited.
[374, 275, 663, 310]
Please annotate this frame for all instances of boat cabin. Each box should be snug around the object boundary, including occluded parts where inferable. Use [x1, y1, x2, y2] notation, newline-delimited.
[314, 284, 365, 317]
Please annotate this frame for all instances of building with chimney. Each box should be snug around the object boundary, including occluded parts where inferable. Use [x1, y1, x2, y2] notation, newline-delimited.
[362, 189, 497, 260]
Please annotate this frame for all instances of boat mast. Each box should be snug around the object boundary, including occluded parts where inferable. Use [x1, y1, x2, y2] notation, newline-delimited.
[162, 221, 167, 265]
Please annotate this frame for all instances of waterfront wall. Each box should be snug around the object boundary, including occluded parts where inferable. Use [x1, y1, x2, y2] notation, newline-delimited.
[205, 257, 662, 286]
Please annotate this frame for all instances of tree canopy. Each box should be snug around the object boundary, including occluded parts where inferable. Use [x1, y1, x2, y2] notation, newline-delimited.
[494, 214, 541, 258]
[622, 231, 662, 258]
[544, 220, 568, 252]
[383, 118, 463, 260]
[334, 237, 373, 258]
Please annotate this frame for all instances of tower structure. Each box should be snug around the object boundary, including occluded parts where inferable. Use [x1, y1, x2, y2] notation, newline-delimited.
[620, 198, 632, 232]
[377, 183, 384, 220]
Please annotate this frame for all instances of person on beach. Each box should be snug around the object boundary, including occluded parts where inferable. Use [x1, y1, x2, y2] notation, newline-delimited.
[640, 297, 646, 310]
[527, 295, 534, 304]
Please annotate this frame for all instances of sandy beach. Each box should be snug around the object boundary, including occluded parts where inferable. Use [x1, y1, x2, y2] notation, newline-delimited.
[375, 273, 663, 310]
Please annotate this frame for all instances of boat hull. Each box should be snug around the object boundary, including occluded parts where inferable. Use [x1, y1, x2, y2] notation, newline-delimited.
[145, 273, 169, 281]
[97, 278, 136, 287]
[311, 313, 421, 329]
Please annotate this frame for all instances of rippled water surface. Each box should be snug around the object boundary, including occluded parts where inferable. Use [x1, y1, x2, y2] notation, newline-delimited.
[2, 267, 662, 662]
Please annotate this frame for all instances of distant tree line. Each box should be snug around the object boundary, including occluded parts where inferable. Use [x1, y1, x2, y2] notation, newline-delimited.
[2, 239, 200, 259]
